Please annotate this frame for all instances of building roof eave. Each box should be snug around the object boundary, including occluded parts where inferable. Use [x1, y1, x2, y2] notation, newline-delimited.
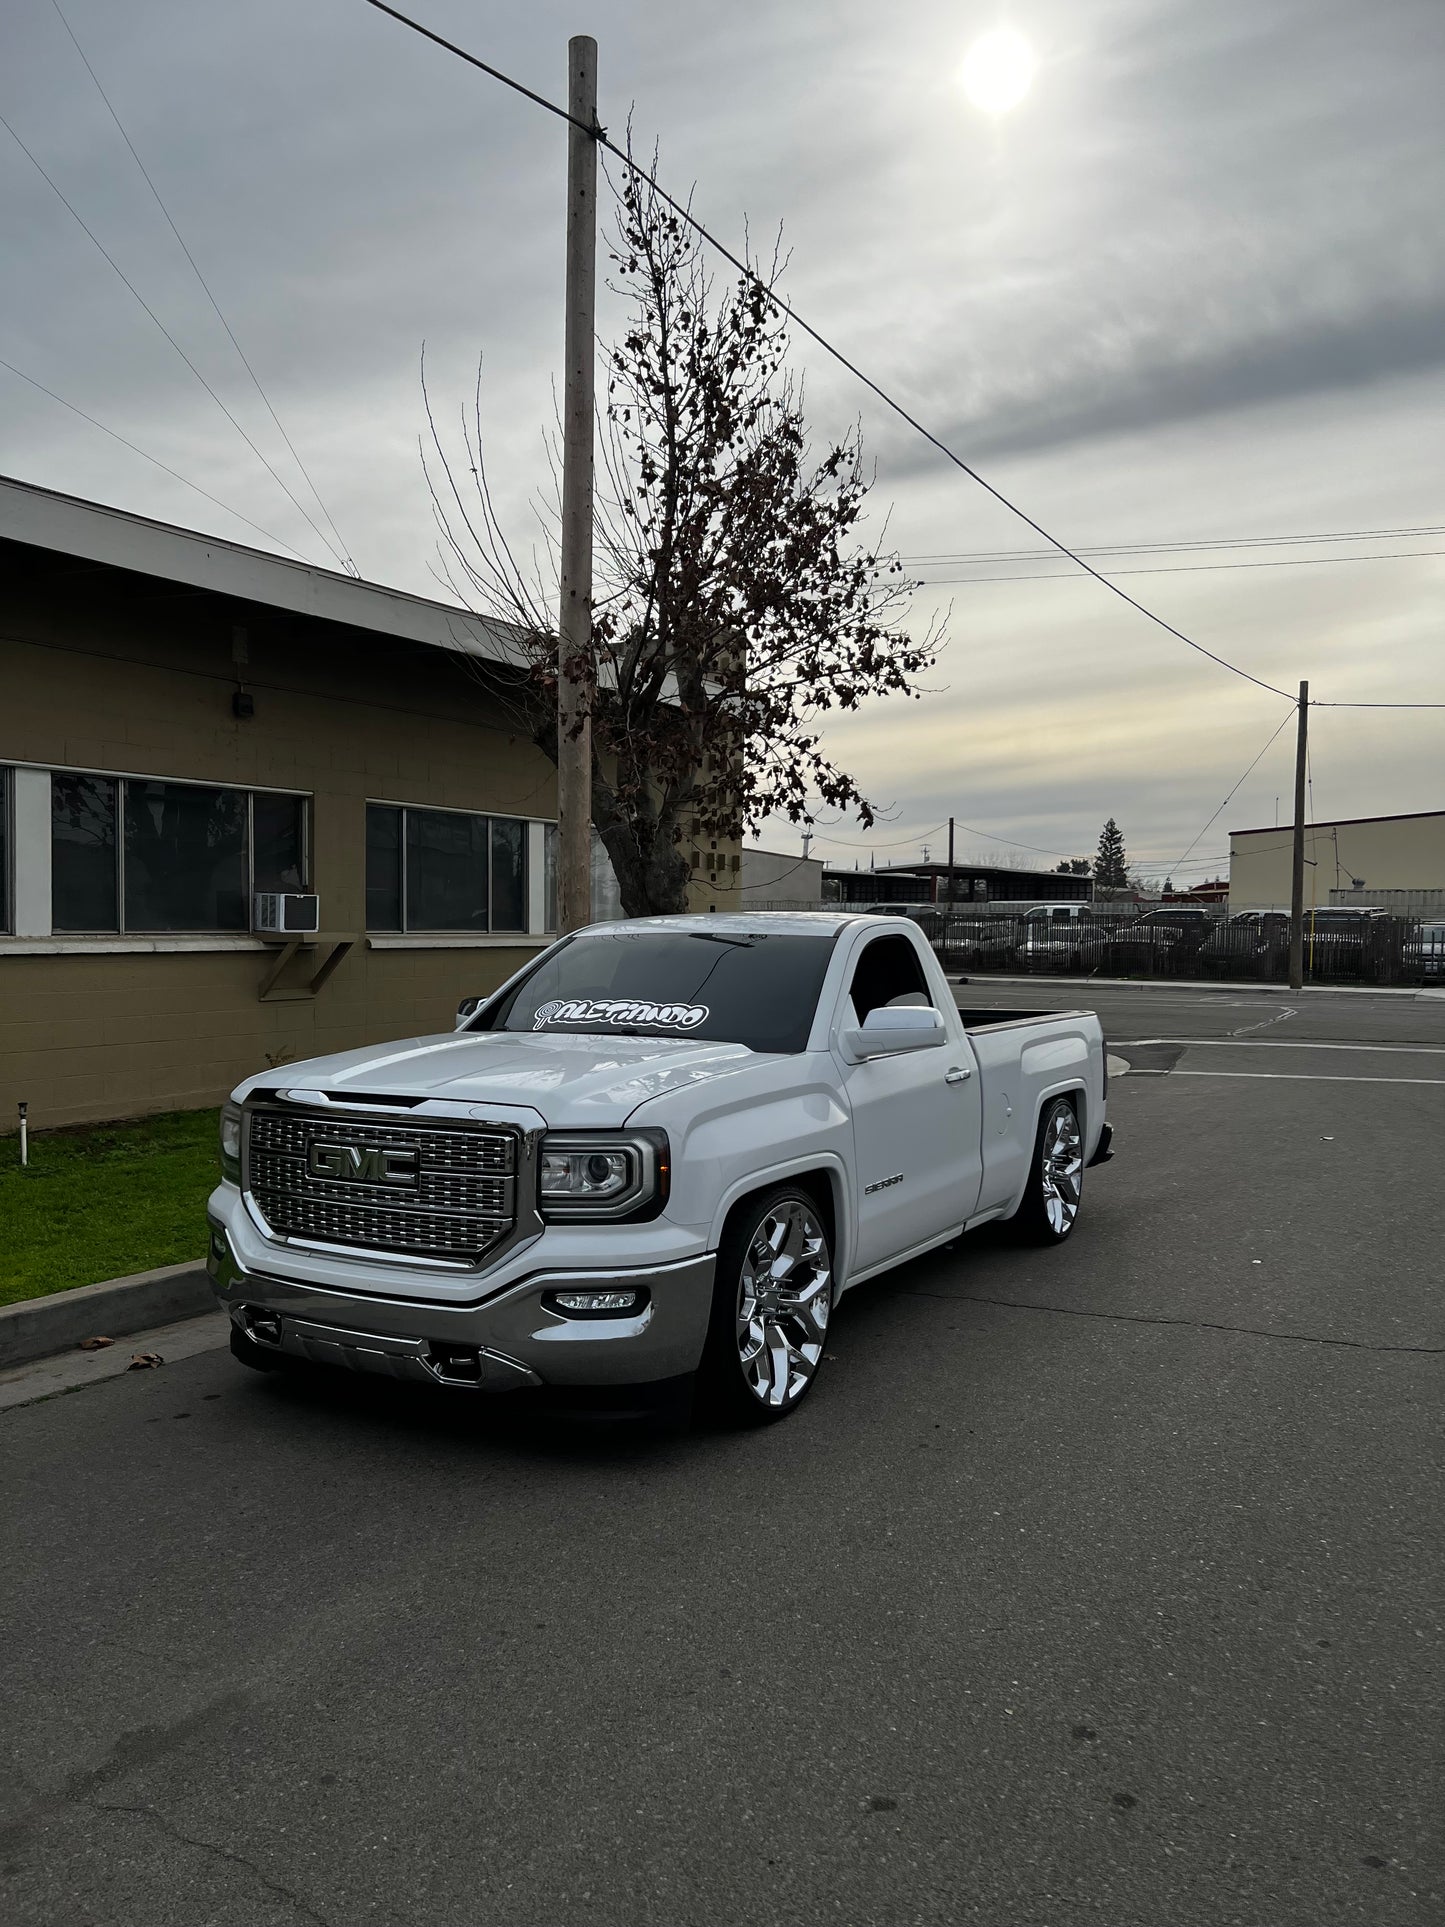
[0, 471, 532, 668]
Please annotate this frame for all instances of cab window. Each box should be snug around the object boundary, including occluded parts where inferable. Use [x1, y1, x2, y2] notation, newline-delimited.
[847, 934, 934, 1020]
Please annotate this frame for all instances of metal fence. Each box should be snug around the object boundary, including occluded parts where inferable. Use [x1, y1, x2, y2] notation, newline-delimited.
[913, 909, 1445, 988]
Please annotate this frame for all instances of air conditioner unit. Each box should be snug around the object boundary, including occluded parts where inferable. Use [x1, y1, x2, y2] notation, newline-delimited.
[253, 892, 320, 934]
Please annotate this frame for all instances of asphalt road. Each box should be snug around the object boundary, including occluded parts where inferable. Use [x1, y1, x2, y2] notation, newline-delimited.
[2, 983, 1441, 1927]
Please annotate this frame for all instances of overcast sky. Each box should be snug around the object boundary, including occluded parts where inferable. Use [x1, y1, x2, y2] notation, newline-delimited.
[3, 0, 1442, 878]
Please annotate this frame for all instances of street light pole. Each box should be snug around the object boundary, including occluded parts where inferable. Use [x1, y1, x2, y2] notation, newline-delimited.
[557, 35, 598, 933]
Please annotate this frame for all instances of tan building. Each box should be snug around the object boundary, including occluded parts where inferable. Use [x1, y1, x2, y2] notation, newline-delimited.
[741, 845, 824, 907]
[0, 477, 738, 1132]
[1229, 809, 1445, 912]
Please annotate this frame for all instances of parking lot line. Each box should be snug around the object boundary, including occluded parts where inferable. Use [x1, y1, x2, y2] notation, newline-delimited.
[1173, 1070, 1445, 1084]
[1126, 1037, 1445, 1054]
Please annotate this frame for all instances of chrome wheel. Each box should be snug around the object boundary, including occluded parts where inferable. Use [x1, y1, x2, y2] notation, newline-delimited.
[1040, 1100, 1083, 1235]
[735, 1199, 832, 1410]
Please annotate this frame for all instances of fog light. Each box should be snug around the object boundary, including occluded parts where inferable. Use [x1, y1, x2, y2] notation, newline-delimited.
[549, 1289, 641, 1314]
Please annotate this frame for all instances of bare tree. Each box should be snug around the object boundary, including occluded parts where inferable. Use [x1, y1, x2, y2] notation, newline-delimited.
[424, 148, 942, 917]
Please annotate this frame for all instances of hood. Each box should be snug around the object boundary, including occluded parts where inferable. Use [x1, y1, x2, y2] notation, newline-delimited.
[235, 1029, 760, 1129]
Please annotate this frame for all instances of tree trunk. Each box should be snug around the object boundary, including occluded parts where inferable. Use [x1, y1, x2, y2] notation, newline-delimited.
[594, 805, 691, 917]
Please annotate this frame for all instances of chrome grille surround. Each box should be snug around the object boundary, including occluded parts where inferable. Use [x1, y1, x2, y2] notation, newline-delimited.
[242, 1099, 536, 1269]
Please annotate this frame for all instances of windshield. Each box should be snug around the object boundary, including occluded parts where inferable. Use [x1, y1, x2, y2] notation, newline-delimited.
[474, 929, 837, 1054]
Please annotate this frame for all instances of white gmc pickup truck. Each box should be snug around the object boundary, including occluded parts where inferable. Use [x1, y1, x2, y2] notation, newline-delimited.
[207, 912, 1113, 1423]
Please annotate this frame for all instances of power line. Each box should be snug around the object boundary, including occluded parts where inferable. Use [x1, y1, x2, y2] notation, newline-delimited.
[811, 821, 948, 850]
[46, 0, 358, 576]
[1311, 699, 1445, 710]
[0, 353, 317, 563]
[358, 1, 1295, 704]
[942, 820, 1080, 861]
[910, 547, 1445, 586]
[1170, 710, 1296, 876]
[900, 522, 1445, 564]
[813, 817, 1086, 862]
[0, 109, 350, 572]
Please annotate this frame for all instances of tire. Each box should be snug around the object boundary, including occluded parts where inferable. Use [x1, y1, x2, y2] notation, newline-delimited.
[697, 1186, 834, 1425]
[230, 1325, 283, 1373]
[1009, 1096, 1084, 1245]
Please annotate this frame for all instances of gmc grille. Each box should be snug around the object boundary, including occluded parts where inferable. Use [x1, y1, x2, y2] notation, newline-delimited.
[245, 1107, 519, 1263]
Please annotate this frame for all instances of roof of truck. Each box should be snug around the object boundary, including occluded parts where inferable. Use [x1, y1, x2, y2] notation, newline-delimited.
[584, 912, 869, 939]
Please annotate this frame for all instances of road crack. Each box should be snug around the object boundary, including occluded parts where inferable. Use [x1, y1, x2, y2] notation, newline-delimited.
[93, 1800, 333, 1926]
[906, 1291, 1444, 1355]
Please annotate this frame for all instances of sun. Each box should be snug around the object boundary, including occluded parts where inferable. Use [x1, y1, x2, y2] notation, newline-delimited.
[959, 26, 1037, 115]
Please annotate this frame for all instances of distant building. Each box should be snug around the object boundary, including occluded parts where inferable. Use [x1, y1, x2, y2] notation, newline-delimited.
[1163, 878, 1229, 905]
[741, 846, 824, 907]
[823, 861, 1091, 906]
[1229, 810, 1445, 911]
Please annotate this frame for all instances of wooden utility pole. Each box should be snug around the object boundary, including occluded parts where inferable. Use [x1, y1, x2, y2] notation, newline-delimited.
[946, 816, 955, 907]
[556, 35, 598, 933]
[1288, 679, 1309, 990]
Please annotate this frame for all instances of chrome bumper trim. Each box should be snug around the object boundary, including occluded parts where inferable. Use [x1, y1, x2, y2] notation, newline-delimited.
[257, 1313, 541, 1391]
[210, 1240, 717, 1389]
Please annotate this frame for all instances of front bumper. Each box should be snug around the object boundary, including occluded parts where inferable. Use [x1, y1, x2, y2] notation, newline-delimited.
[206, 1230, 717, 1392]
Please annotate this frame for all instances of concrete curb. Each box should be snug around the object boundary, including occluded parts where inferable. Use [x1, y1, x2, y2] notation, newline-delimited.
[0, 1261, 216, 1371]
[949, 972, 1438, 999]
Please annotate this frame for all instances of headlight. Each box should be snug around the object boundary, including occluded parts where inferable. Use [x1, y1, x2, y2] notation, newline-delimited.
[538, 1130, 669, 1222]
[219, 1102, 242, 1181]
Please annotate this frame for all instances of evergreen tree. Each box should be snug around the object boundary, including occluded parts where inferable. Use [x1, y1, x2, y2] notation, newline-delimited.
[1094, 818, 1128, 889]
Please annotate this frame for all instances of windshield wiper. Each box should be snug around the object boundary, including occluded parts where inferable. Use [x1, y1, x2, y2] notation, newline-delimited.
[548, 1026, 675, 1037]
[685, 932, 757, 949]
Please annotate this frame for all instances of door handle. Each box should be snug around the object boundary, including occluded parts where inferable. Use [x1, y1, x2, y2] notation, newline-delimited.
[945, 1065, 972, 1083]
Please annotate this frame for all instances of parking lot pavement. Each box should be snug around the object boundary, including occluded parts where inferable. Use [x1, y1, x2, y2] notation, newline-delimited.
[1, 991, 1440, 1927]
[954, 974, 1445, 1048]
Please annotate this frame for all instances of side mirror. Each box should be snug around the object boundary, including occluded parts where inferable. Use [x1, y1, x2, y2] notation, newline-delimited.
[842, 1004, 946, 1062]
[455, 995, 484, 1032]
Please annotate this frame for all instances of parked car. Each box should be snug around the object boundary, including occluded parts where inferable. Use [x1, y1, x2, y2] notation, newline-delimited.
[208, 913, 1113, 1424]
[1015, 903, 1101, 973]
[1298, 907, 1396, 982]
[935, 915, 1021, 971]
[1405, 920, 1445, 981]
[1197, 911, 1290, 980]
[1102, 906, 1216, 974]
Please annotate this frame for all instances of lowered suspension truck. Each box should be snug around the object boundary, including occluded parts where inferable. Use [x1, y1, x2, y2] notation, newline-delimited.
[208, 912, 1114, 1424]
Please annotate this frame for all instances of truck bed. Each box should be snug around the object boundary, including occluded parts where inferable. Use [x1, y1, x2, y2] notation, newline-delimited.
[955, 1006, 1090, 1030]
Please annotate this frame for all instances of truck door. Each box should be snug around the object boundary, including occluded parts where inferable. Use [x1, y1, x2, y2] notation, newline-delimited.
[836, 932, 984, 1276]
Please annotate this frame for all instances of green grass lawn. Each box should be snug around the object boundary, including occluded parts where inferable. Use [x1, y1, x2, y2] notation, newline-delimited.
[0, 1109, 220, 1307]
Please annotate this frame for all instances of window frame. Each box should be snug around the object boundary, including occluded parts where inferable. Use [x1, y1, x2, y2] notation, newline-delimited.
[365, 798, 532, 936]
[46, 767, 309, 936]
[845, 931, 937, 1022]
[0, 765, 12, 935]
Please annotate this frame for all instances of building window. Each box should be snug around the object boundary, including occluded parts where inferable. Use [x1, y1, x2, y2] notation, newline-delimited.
[49, 772, 306, 933]
[365, 804, 402, 932]
[365, 802, 529, 933]
[253, 791, 306, 895]
[52, 773, 119, 932]
[124, 781, 249, 931]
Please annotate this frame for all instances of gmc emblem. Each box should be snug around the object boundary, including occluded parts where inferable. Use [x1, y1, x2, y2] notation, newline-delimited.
[306, 1141, 420, 1187]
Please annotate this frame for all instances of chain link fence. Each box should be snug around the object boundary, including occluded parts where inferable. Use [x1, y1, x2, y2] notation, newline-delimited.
[907, 906, 1445, 987]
